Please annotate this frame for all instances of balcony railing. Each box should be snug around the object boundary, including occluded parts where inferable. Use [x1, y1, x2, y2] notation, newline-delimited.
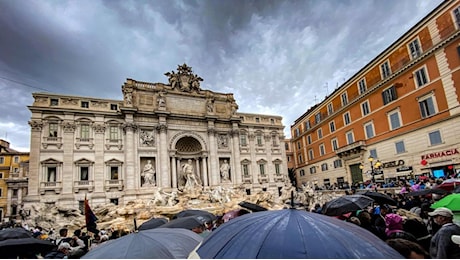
[105, 179, 124, 191]
[335, 140, 367, 158]
[39, 181, 62, 194]
[73, 180, 94, 193]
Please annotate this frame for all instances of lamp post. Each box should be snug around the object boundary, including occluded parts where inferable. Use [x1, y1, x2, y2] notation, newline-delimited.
[360, 155, 381, 190]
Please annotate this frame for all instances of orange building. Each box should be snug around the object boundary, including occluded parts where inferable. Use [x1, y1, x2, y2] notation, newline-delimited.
[291, 0, 460, 188]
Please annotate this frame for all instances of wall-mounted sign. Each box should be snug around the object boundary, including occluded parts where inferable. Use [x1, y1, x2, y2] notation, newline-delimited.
[421, 148, 459, 160]
[397, 166, 413, 172]
[381, 160, 405, 168]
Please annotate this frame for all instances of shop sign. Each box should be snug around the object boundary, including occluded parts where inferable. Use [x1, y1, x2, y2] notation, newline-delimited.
[421, 148, 459, 160]
[396, 166, 413, 172]
[381, 160, 405, 168]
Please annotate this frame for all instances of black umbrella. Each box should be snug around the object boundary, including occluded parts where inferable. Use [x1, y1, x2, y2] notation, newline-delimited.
[174, 209, 216, 223]
[0, 227, 56, 258]
[138, 218, 168, 231]
[238, 201, 268, 212]
[406, 188, 449, 197]
[358, 191, 396, 205]
[323, 195, 374, 216]
[160, 215, 207, 230]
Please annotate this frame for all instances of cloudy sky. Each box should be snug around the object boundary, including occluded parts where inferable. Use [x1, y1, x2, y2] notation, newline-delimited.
[0, 0, 444, 152]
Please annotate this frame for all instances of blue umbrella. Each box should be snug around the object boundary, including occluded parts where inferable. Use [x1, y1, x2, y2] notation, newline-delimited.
[195, 209, 403, 259]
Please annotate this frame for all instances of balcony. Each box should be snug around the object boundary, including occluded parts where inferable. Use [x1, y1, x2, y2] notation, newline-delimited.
[42, 136, 63, 149]
[73, 180, 94, 193]
[335, 140, 367, 158]
[274, 174, 284, 182]
[242, 174, 252, 184]
[39, 181, 62, 194]
[75, 138, 94, 149]
[104, 179, 124, 191]
[105, 138, 123, 150]
[258, 175, 268, 184]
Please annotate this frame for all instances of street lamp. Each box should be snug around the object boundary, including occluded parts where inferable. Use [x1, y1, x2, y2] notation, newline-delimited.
[360, 155, 382, 190]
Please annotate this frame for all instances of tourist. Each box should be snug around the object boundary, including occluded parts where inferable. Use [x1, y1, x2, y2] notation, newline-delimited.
[44, 242, 72, 259]
[428, 207, 460, 258]
[386, 238, 429, 259]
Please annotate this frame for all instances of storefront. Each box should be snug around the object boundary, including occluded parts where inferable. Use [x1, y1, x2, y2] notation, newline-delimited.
[420, 147, 459, 178]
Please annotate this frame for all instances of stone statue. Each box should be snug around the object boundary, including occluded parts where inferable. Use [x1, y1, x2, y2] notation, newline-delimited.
[182, 159, 200, 190]
[165, 71, 179, 90]
[141, 160, 155, 186]
[124, 92, 132, 105]
[157, 92, 166, 108]
[279, 180, 296, 203]
[218, 135, 228, 148]
[220, 160, 230, 181]
[140, 130, 154, 146]
[149, 188, 166, 206]
[206, 99, 214, 113]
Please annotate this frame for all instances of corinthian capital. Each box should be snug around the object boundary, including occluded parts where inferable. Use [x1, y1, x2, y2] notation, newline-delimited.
[122, 122, 138, 133]
[62, 121, 76, 133]
[28, 120, 43, 131]
[156, 124, 168, 133]
[93, 123, 106, 133]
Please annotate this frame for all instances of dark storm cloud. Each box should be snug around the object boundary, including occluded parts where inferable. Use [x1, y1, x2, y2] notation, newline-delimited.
[0, 0, 444, 151]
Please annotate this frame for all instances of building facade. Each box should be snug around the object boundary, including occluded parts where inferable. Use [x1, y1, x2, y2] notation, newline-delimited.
[0, 139, 29, 222]
[25, 64, 288, 208]
[291, 1, 460, 188]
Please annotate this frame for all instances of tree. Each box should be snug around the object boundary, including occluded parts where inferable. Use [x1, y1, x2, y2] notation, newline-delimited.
[288, 168, 297, 188]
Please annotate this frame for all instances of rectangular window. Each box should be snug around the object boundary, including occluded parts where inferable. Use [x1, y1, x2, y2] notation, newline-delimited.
[270, 118, 275, 125]
[0, 157, 3, 164]
[255, 117, 260, 123]
[259, 164, 265, 176]
[256, 135, 263, 146]
[110, 198, 119, 205]
[47, 167, 56, 182]
[364, 122, 375, 139]
[319, 144, 325, 156]
[285, 143, 289, 150]
[358, 78, 367, 94]
[327, 103, 334, 115]
[395, 141, 406, 154]
[414, 67, 428, 87]
[388, 110, 402, 130]
[315, 113, 321, 124]
[419, 96, 436, 118]
[454, 6, 460, 27]
[343, 112, 351, 125]
[242, 164, 249, 176]
[317, 128, 323, 139]
[50, 98, 59, 106]
[111, 166, 118, 180]
[307, 135, 312, 145]
[305, 121, 311, 130]
[333, 159, 342, 168]
[341, 92, 348, 106]
[49, 123, 58, 137]
[0, 173, 3, 178]
[321, 163, 328, 171]
[240, 134, 247, 146]
[382, 85, 397, 105]
[275, 164, 280, 175]
[295, 128, 300, 137]
[299, 169, 305, 176]
[381, 61, 391, 79]
[14, 156, 19, 163]
[80, 124, 90, 140]
[81, 101, 89, 108]
[329, 121, 336, 133]
[429, 130, 442, 146]
[409, 38, 422, 59]
[346, 131, 354, 144]
[361, 101, 370, 116]
[13, 167, 19, 173]
[298, 154, 303, 163]
[323, 178, 330, 187]
[309, 167, 316, 174]
[108, 126, 118, 141]
[369, 149, 378, 160]
[80, 166, 89, 181]
[0, 188, 2, 197]
[110, 104, 118, 110]
[331, 138, 338, 151]
[297, 141, 301, 149]
[308, 149, 314, 160]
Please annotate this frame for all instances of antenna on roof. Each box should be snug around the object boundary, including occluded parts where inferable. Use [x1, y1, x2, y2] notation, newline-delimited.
[314, 95, 317, 104]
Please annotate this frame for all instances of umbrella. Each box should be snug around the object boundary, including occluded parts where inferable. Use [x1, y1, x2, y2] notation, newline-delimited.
[431, 193, 460, 211]
[194, 209, 403, 258]
[174, 209, 216, 223]
[322, 195, 374, 216]
[138, 218, 168, 231]
[358, 191, 396, 205]
[82, 228, 202, 259]
[159, 215, 207, 230]
[435, 178, 460, 191]
[238, 201, 268, 212]
[406, 188, 448, 197]
[0, 227, 56, 258]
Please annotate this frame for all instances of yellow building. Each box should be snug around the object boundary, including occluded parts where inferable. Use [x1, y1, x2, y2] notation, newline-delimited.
[0, 139, 29, 222]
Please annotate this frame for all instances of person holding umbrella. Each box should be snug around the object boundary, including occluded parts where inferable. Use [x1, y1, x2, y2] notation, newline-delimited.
[428, 207, 460, 258]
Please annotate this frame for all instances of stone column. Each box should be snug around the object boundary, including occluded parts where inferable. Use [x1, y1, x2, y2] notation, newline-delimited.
[62, 119, 76, 195]
[157, 123, 170, 188]
[195, 158, 201, 183]
[6, 189, 12, 216]
[264, 132, 274, 183]
[248, 132, 258, 184]
[171, 156, 177, 188]
[27, 119, 44, 198]
[207, 127, 218, 186]
[123, 122, 137, 190]
[201, 155, 208, 186]
[230, 127, 242, 184]
[93, 122, 106, 193]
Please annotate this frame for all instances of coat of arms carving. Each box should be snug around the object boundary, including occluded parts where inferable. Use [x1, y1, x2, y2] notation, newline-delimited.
[164, 63, 203, 93]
